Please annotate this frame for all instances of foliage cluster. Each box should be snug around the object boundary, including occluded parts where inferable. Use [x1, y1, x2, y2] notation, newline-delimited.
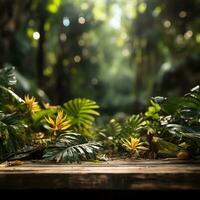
[0, 66, 100, 163]
[0, 66, 200, 163]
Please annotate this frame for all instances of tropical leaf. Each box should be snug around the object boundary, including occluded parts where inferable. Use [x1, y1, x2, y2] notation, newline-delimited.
[180, 86, 200, 120]
[158, 96, 184, 115]
[120, 114, 146, 138]
[63, 98, 100, 128]
[166, 124, 200, 139]
[153, 136, 179, 152]
[105, 119, 122, 138]
[32, 109, 57, 127]
[0, 66, 16, 88]
[73, 125, 94, 139]
[0, 85, 24, 104]
[152, 136, 180, 158]
[6, 146, 43, 161]
[0, 67, 23, 114]
[145, 100, 161, 119]
[43, 132, 101, 163]
[121, 137, 148, 152]
[152, 86, 200, 152]
[95, 119, 122, 148]
[0, 112, 27, 160]
[0, 66, 28, 160]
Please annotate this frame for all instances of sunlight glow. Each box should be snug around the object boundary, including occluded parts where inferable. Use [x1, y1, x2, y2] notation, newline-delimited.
[110, 4, 121, 29]
[179, 11, 187, 18]
[138, 3, 147, 13]
[33, 32, 40, 40]
[93, 1, 106, 21]
[74, 55, 81, 63]
[78, 17, 86, 24]
[125, 2, 137, 19]
[81, 3, 89, 10]
[63, 17, 70, 27]
[121, 32, 128, 40]
[122, 49, 130, 57]
[152, 6, 161, 17]
[78, 40, 85, 46]
[163, 20, 171, 28]
[184, 30, 193, 39]
[47, 0, 61, 14]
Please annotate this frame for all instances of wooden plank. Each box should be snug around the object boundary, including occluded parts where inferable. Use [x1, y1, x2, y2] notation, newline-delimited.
[0, 160, 200, 190]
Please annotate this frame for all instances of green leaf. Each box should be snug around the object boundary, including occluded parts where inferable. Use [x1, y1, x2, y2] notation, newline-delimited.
[0, 66, 16, 88]
[120, 114, 145, 138]
[145, 100, 161, 119]
[0, 111, 27, 160]
[43, 132, 101, 163]
[0, 85, 24, 104]
[63, 98, 100, 128]
[153, 137, 179, 152]
[105, 119, 122, 138]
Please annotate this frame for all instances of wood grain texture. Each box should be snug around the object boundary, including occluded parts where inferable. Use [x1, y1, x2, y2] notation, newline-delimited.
[0, 160, 200, 190]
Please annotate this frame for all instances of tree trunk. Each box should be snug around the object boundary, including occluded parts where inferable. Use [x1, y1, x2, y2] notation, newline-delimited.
[0, 0, 33, 67]
[55, 52, 71, 104]
[36, 14, 46, 88]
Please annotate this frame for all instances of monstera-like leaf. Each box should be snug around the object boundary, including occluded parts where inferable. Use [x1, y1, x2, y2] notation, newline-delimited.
[43, 132, 101, 163]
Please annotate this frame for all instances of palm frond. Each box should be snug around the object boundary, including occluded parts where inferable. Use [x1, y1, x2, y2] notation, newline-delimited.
[43, 132, 101, 163]
[95, 119, 122, 146]
[105, 119, 122, 138]
[63, 98, 99, 128]
[120, 115, 146, 138]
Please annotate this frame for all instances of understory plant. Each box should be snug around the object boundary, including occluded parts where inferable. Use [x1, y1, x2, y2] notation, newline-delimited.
[0, 66, 101, 163]
[96, 87, 200, 160]
[0, 66, 200, 162]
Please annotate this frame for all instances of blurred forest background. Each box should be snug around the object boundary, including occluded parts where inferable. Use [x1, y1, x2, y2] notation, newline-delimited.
[0, 0, 200, 117]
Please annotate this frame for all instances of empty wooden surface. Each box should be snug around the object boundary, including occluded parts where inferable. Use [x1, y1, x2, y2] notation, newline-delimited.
[0, 160, 200, 190]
